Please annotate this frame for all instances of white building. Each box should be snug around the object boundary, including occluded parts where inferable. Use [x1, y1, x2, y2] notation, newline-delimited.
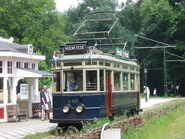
[0, 37, 51, 122]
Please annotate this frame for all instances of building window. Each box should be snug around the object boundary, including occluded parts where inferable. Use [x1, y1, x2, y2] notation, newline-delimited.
[24, 63, 29, 69]
[7, 77, 13, 103]
[32, 63, 35, 69]
[0, 78, 3, 104]
[16, 62, 21, 68]
[7, 61, 12, 74]
[86, 70, 97, 91]
[114, 72, 121, 91]
[0, 61, 2, 73]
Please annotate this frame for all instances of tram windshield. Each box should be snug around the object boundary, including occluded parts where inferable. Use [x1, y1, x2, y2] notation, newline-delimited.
[63, 70, 99, 92]
[64, 70, 83, 91]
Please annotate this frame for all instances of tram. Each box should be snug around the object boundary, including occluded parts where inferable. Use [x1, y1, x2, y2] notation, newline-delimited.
[50, 11, 140, 126]
[50, 42, 140, 125]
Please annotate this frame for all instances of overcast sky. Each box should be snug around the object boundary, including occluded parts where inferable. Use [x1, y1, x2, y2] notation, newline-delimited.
[54, 0, 134, 12]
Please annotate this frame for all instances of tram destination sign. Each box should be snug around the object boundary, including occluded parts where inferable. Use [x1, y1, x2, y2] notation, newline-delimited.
[60, 42, 88, 55]
[115, 47, 129, 60]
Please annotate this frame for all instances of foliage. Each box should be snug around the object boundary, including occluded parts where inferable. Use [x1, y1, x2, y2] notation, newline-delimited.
[118, 0, 185, 96]
[63, 0, 118, 36]
[122, 99, 185, 139]
[38, 60, 52, 90]
[0, 0, 70, 66]
[24, 130, 55, 139]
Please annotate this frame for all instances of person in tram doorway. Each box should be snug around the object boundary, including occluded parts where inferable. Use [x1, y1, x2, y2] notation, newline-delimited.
[40, 85, 47, 120]
[153, 88, 157, 97]
[144, 86, 150, 102]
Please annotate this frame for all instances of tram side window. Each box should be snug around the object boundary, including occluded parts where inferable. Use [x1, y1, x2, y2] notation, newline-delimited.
[130, 74, 135, 90]
[100, 70, 104, 91]
[86, 71, 97, 91]
[114, 72, 121, 91]
[53, 72, 61, 92]
[64, 71, 83, 92]
[123, 73, 128, 90]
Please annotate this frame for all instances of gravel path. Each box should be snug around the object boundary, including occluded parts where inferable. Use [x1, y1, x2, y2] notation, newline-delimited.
[140, 97, 175, 110]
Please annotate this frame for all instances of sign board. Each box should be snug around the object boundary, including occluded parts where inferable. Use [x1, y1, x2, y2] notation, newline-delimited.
[60, 42, 88, 55]
[103, 128, 121, 139]
[20, 84, 28, 100]
[115, 47, 129, 60]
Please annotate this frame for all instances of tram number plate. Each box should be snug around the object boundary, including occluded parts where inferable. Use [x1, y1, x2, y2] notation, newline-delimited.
[67, 98, 80, 103]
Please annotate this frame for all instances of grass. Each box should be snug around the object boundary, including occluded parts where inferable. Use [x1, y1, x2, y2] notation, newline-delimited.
[24, 98, 185, 139]
[24, 131, 53, 139]
[122, 99, 185, 139]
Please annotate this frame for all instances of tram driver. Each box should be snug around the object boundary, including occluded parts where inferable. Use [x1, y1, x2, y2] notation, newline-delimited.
[73, 75, 83, 91]
[65, 71, 83, 91]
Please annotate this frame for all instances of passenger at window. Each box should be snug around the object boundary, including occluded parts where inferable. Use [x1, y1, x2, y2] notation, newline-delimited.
[114, 78, 120, 91]
[73, 75, 83, 91]
[66, 73, 75, 91]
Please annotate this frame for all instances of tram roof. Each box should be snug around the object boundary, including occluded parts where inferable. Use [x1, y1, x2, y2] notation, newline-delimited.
[56, 54, 139, 67]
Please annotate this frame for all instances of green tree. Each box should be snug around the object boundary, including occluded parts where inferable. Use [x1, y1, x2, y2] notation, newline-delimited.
[0, 0, 70, 65]
[63, 0, 118, 36]
[38, 60, 52, 90]
[118, 0, 185, 95]
[0, 0, 70, 88]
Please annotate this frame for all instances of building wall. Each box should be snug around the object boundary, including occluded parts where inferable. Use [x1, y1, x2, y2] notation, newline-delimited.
[0, 56, 41, 122]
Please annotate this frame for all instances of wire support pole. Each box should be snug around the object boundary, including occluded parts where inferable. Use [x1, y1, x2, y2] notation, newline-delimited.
[163, 48, 168, 96]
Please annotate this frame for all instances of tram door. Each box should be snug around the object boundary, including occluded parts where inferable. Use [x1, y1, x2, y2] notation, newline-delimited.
[105, 71, 112, 117]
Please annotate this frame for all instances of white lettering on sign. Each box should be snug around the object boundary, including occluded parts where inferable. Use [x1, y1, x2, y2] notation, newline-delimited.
[65, 45, 84, 51]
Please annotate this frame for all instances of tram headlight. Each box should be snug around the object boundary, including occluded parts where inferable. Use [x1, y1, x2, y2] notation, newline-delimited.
[76, 105, 84, 113]
[63, 105, 70, 113]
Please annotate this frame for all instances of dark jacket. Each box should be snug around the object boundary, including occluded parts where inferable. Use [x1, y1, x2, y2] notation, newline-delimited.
[40, 90, 46, 105]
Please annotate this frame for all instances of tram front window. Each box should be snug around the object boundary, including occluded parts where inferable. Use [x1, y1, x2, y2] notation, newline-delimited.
[53, 72, 61, 92]
[86, 71, 97, 91]
[64, 71, 83, 92]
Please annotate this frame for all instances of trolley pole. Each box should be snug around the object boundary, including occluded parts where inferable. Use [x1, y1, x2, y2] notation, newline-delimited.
[163, 48, 167, 96]
[144, 68, 148, 102]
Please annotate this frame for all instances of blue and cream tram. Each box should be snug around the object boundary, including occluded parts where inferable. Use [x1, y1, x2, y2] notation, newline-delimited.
[50, 42, 140, 125]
